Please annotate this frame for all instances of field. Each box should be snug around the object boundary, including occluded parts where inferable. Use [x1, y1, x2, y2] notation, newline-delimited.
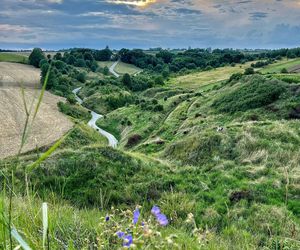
[0, 52, 28, 63]
[259, 58, 300, 74]
[114, 61, 142, 75]
[167, 62, 253, 89]
[0, 62, 72, 158]
[98, 61, 114, 68]
[98, 61, 142, 75]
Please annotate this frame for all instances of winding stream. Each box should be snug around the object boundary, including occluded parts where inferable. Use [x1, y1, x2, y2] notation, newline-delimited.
[72, 87, 118, 148]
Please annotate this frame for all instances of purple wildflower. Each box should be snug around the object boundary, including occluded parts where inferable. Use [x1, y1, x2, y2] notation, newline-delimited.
[151, 206, 161, 216]
[105, 216, 110, 222]
[133, 208, 140, 225]
[156, 213, 169, 226]
[116, 231, 125, 239]
[123, 234, 133, 248]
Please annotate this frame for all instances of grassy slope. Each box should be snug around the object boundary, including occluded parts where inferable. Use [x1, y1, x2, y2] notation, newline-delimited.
[259, 58, 300, 74]
[167, 62, 253, 89]
[96, 75, 300, 249]
[114, 61, 142, 75]
[2, 57, 300, 248]
[98, 61, 114, 68]
[0, 52, 28, 63]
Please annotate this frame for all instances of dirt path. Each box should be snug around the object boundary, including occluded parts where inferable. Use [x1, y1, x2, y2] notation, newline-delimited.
[72, 88, 118, 148]
[109, 60, 120, 78]
[0, 62, 73, 158]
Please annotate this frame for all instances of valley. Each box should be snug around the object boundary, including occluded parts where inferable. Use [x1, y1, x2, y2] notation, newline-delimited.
[1, 48, 300, 249]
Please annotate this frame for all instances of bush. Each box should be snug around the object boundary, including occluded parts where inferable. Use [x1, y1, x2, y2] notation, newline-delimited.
[58, 101, 91, 120]
[76, 72, 86, 83]
[281, 68, 288, 73]
[103, 66, 109, 75]
[67, 94, 77, 105]
[126, 134, 142, 147]
[153, 104, 164, 112]
[244, 67, 255, 75]
[213, 76, 286, 113]
[155, 76, 164, 85]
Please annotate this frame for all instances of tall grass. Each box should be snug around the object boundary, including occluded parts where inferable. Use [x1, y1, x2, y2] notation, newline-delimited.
[0, 62, 68, 249]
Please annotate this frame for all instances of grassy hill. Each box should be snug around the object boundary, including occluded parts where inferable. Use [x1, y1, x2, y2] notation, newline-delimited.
[114, 61, 142, 75]
[167, 62, 254, 90]
[259, 58, 300, 74]
[1, 51, 300, 249]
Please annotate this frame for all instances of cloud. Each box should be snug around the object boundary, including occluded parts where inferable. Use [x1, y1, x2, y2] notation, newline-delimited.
[0, 0, 299, 49]
[105, 0, 158, 7]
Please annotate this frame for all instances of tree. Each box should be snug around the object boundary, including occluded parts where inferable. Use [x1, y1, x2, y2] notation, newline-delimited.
[244, 67, 255, 75]
[156, 50, 173, 63]
[94, 47, 112, 61]
[90, 61, 98, 72]
[29, 48, 45, 68]
[84, 52, 94, 61]
[76, 72, 86, 83]
[155, 75, 164, 85]
[103, 66, 109, 75]
[54, 52, 62, 61]
[122, 73, 132, 88]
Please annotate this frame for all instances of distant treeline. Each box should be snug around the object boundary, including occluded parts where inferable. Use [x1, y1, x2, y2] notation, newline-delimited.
[118, 47, 300, 73]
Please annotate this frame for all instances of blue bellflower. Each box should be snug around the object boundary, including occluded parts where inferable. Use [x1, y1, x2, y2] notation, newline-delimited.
[151, 205, 169, 226]
[133, 208, 140, 225]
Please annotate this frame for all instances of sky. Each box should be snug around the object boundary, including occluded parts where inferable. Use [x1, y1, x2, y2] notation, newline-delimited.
[0, 0, 300, 50]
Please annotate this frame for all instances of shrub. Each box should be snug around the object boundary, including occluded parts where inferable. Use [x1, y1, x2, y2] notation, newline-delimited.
[76, 72, 86, 83]
[67, 94, 77, 105]
[244, 67, 255, 75]
[126, 134, 142, 147]
[58, 101, 91, 120]
[213, 76, 286, 113]
[281, 68, 288, 73]
[229, 73, 243, 82]
[153, 104, 164, 112]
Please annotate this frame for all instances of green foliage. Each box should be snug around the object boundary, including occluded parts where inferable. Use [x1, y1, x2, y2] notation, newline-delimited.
[76, 72, 86, 83]
[58, 101, 91, 121]
[103, 66, 109, 75]
[244, 67, 255, 75]
[213, 76, 286, 113]
[29, 48, 45, 68]
[122, 73, 132, 88]
[66, 94, 77, 105]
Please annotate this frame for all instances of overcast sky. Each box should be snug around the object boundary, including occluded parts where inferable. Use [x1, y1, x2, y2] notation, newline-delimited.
[1, 0, 300, 50]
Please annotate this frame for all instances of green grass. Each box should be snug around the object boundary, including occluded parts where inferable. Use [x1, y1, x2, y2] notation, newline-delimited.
[0, 53, 28, 63]
[97, 61, 114, 68]
[2, 66, 300, 249]
[259, 58, 300, 74]
[167, 62, 253, 89]
[114, 61, 142, 75]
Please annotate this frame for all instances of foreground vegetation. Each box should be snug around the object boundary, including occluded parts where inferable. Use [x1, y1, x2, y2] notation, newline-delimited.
[1, 47, 300, 249]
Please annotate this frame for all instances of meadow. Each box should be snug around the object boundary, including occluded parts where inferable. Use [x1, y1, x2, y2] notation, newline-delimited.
[259, 57, 300, 74]
[1, 48, 300, 249]
[167, 62, 253, 89]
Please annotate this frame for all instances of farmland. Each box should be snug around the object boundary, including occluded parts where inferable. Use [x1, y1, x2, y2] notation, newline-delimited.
[0, 62, 72, 158]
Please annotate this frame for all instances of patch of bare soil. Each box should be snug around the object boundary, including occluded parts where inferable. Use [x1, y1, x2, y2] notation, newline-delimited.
[0, 62, 73, 158]
[288, 65, 300, 73]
